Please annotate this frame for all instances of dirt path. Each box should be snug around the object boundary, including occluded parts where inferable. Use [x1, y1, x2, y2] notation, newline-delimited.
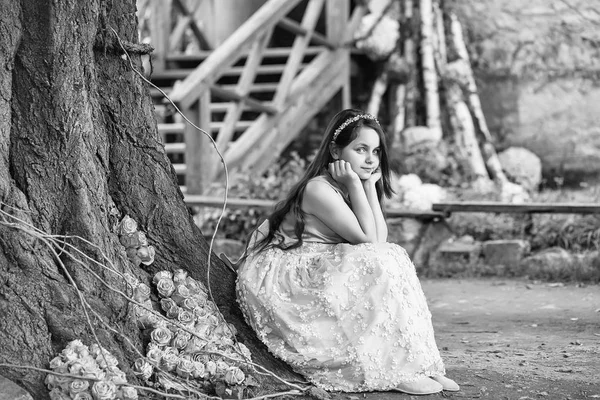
[325, 278, 600, 400]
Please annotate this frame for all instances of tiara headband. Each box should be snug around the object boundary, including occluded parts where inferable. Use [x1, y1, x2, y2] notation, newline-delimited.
[332, 114, 379, 141]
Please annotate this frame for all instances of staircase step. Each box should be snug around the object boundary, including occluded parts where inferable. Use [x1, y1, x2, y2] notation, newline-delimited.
[221, 83, 279, 93]
[151, 64, 297, 81]
[165, 143, 185, 153]
[165, 46, 325, 63]
[172, 163, 187, 174]
[158, 120, 254, 135]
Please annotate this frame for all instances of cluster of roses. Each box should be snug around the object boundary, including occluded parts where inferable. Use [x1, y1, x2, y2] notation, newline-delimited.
[117, 215, 155, 267]
[45, 340, 138, 400]
[129, 269, 252, 396]
[354, 13, 400, 61]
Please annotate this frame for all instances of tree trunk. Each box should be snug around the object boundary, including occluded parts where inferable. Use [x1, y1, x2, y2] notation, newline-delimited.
[0, 1, 296, 398]
[419, 0, 442, 142]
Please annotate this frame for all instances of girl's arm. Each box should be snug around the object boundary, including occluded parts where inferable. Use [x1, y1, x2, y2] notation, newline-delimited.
[363, 177, 388, 242]
[303, 162, 378, 244]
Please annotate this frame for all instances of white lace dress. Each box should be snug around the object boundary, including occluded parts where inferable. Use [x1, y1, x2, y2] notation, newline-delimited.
[236, 178, 446, 392]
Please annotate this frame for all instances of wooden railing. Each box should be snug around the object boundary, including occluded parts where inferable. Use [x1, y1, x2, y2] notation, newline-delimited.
[140, 0, 363, 194]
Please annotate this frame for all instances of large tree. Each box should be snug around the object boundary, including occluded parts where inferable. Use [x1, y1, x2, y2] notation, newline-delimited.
[0, 0, 296, 398]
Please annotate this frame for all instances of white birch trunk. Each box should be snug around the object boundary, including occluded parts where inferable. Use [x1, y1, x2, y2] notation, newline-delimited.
[367, 71, 389, 116]
[391, 83, 406, 144]
[449, 12, 508, 184]
[420, 0, 442, 142]
[403, 0, 417, 127]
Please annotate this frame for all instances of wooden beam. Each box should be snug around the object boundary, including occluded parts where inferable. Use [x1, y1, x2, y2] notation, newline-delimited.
[277, 18, 336, 49]
[432, 202, 600, 215]
[169, 0, 303, 107]
[209, 85, 278, 115]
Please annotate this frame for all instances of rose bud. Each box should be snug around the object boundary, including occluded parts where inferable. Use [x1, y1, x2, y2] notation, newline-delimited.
[152, 270, 173, 286]
[173, 269, 188, 284]
[140, 245, 156, 266]
[150, 326, 173, 347]
[156, 278, 175, 298]
[224, 366, 246, 385]
[118, 215, 138, 236]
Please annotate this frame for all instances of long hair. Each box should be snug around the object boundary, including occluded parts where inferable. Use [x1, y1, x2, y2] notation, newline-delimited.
[252, 109, 394, 251]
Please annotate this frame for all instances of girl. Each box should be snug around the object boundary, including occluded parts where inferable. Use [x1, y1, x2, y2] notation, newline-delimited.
[236, 109, 459, 395]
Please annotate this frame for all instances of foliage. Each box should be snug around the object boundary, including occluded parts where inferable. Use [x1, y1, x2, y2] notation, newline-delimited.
[195, 152, 308, 242]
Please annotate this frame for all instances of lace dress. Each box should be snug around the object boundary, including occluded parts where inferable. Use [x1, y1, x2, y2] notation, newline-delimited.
[236, 176, 446, 392]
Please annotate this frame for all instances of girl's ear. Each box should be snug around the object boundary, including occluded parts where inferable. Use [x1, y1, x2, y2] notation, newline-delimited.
[329, 142, 340, 160]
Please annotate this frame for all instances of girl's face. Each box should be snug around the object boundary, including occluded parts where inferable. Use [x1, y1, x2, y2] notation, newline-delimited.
[336, 126, 381, 180]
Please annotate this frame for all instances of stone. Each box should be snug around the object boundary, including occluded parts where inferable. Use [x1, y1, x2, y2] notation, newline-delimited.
[437, 238, 482, 264]
[412, 220, 455, 270]
[498, 147, 543, 191]
[0, 375, 33, 400]
[519, 247, 575, 280]
[482, 239, 530, 266]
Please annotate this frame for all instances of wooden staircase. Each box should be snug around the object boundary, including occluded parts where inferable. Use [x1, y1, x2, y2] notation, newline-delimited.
[138, 0, 364, 194]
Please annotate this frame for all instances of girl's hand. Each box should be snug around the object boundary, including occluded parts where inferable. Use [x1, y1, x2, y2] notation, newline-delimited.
[364, 167, 382, 187]
[328, 160, 360, 188]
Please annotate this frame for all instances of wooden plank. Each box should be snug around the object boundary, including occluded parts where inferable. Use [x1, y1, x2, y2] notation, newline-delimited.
[209, 85, 278, 114]
[273, 0, 325, 107]
[277, 18, 336, 49]
[169, 15, 191, 51]
[183, 92, 215, 194]
[326, 0, 349, 44]
[158, 122, 185, 133]
[173, 0, 212, 50]
[169, 0, 303, 107]
[149, 0, 172, 71]
[217, 29, 273, 150]
[183, 195, 445, 221]
[432, 202, 600, 214]
[166, 46, 325, 62]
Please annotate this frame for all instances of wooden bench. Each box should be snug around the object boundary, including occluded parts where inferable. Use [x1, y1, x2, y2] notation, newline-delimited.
[431, 201, 600, 216]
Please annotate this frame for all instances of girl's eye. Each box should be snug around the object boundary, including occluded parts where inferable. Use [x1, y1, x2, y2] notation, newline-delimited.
[356, 147, 366, 153]
[374, 149, 380, 155]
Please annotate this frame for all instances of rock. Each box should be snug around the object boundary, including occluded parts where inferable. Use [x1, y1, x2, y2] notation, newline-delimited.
[401, 126, 442, 149]
[482, 239, 530, 266]
[498, 147, 542, 191]
[412, 220, 455, 270]
[519, 247, 575, 280]
[437, 238, 482, 264]
[0, 375, 33, 400]
[499, 181, 530, 203]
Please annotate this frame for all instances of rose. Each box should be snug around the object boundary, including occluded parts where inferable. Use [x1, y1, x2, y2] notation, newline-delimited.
[69, 362, 84, 374]
[69, 379, 90, 396]
[118, 215, 138, 236]
[73, 392, 94, 400]
[89, 344, 104, 358]
[224, 366, 246, 385]
[181, 297, 198, 311]
[185, 277, 203, 295]
[123, 273, 138, 290]
[138, 245, 155, 266]
[137, 312, 163, 330]
[48, 388, 70, 400]
[66, 339, 85, 351]
[215, 360, 230, 377]
[177, 310, 194, 326]
[146, 347, 163, 366]
[175, 358, 195, 379]
[160, 352, 179, 372]
[191, 352, 210, 363]
[126, 248, 141, 266]
[156, 278, 175, 298]
[171, 333, 190, 350]
[172, 269, 188, 284]
[49, 356, 66, 370]
[96, 352, 119, 369]
[150, 326, 172, 346]
[133, 283, 151, 302]
[105, 366, 127, 385]
[162, 346, 179, 357]
[61, 347, 78, 362]
[185, 337, 208, 353]
[204, 360, 217, 377]
[160, 298, 177, 313]
[120, 386, 139, 400]
[166, 305, 180, 319]
[79, 360, 105, 380]
[91, 380, 117, 400]
[153, 270, 172, 285]
[132, 358, 153, 380]
[119, 233, 137, 248]
[194, 322, 213, 338]
[171, 284, 190, 305]
[194, 290, 209, 306]
[192, 361, 206, 379]
[192, 306, 208, 320]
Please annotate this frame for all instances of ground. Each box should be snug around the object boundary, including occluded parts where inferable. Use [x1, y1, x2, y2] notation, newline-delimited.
[319, 278, 600, 400]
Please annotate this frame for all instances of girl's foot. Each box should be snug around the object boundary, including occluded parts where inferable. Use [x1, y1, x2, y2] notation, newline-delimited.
[430, 375, 460, 391]
[395, 377, 443, 395]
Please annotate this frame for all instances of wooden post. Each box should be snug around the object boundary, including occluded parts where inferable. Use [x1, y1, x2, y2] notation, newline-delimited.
[184, 91, 215, 194]
[327, 0, 351, 109]
[149, 0, 171, 71]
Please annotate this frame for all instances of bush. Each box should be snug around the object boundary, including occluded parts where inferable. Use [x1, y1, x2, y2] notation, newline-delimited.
[194, 152, 308, 242]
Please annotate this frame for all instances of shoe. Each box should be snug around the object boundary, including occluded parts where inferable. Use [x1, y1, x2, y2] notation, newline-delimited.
[395, 377, 443, 395]
[431, 375, 460, 391]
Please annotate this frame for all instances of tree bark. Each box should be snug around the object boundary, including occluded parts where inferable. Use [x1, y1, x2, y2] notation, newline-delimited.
[0, 1, 296, 398]
[419, 0, 442, 142]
